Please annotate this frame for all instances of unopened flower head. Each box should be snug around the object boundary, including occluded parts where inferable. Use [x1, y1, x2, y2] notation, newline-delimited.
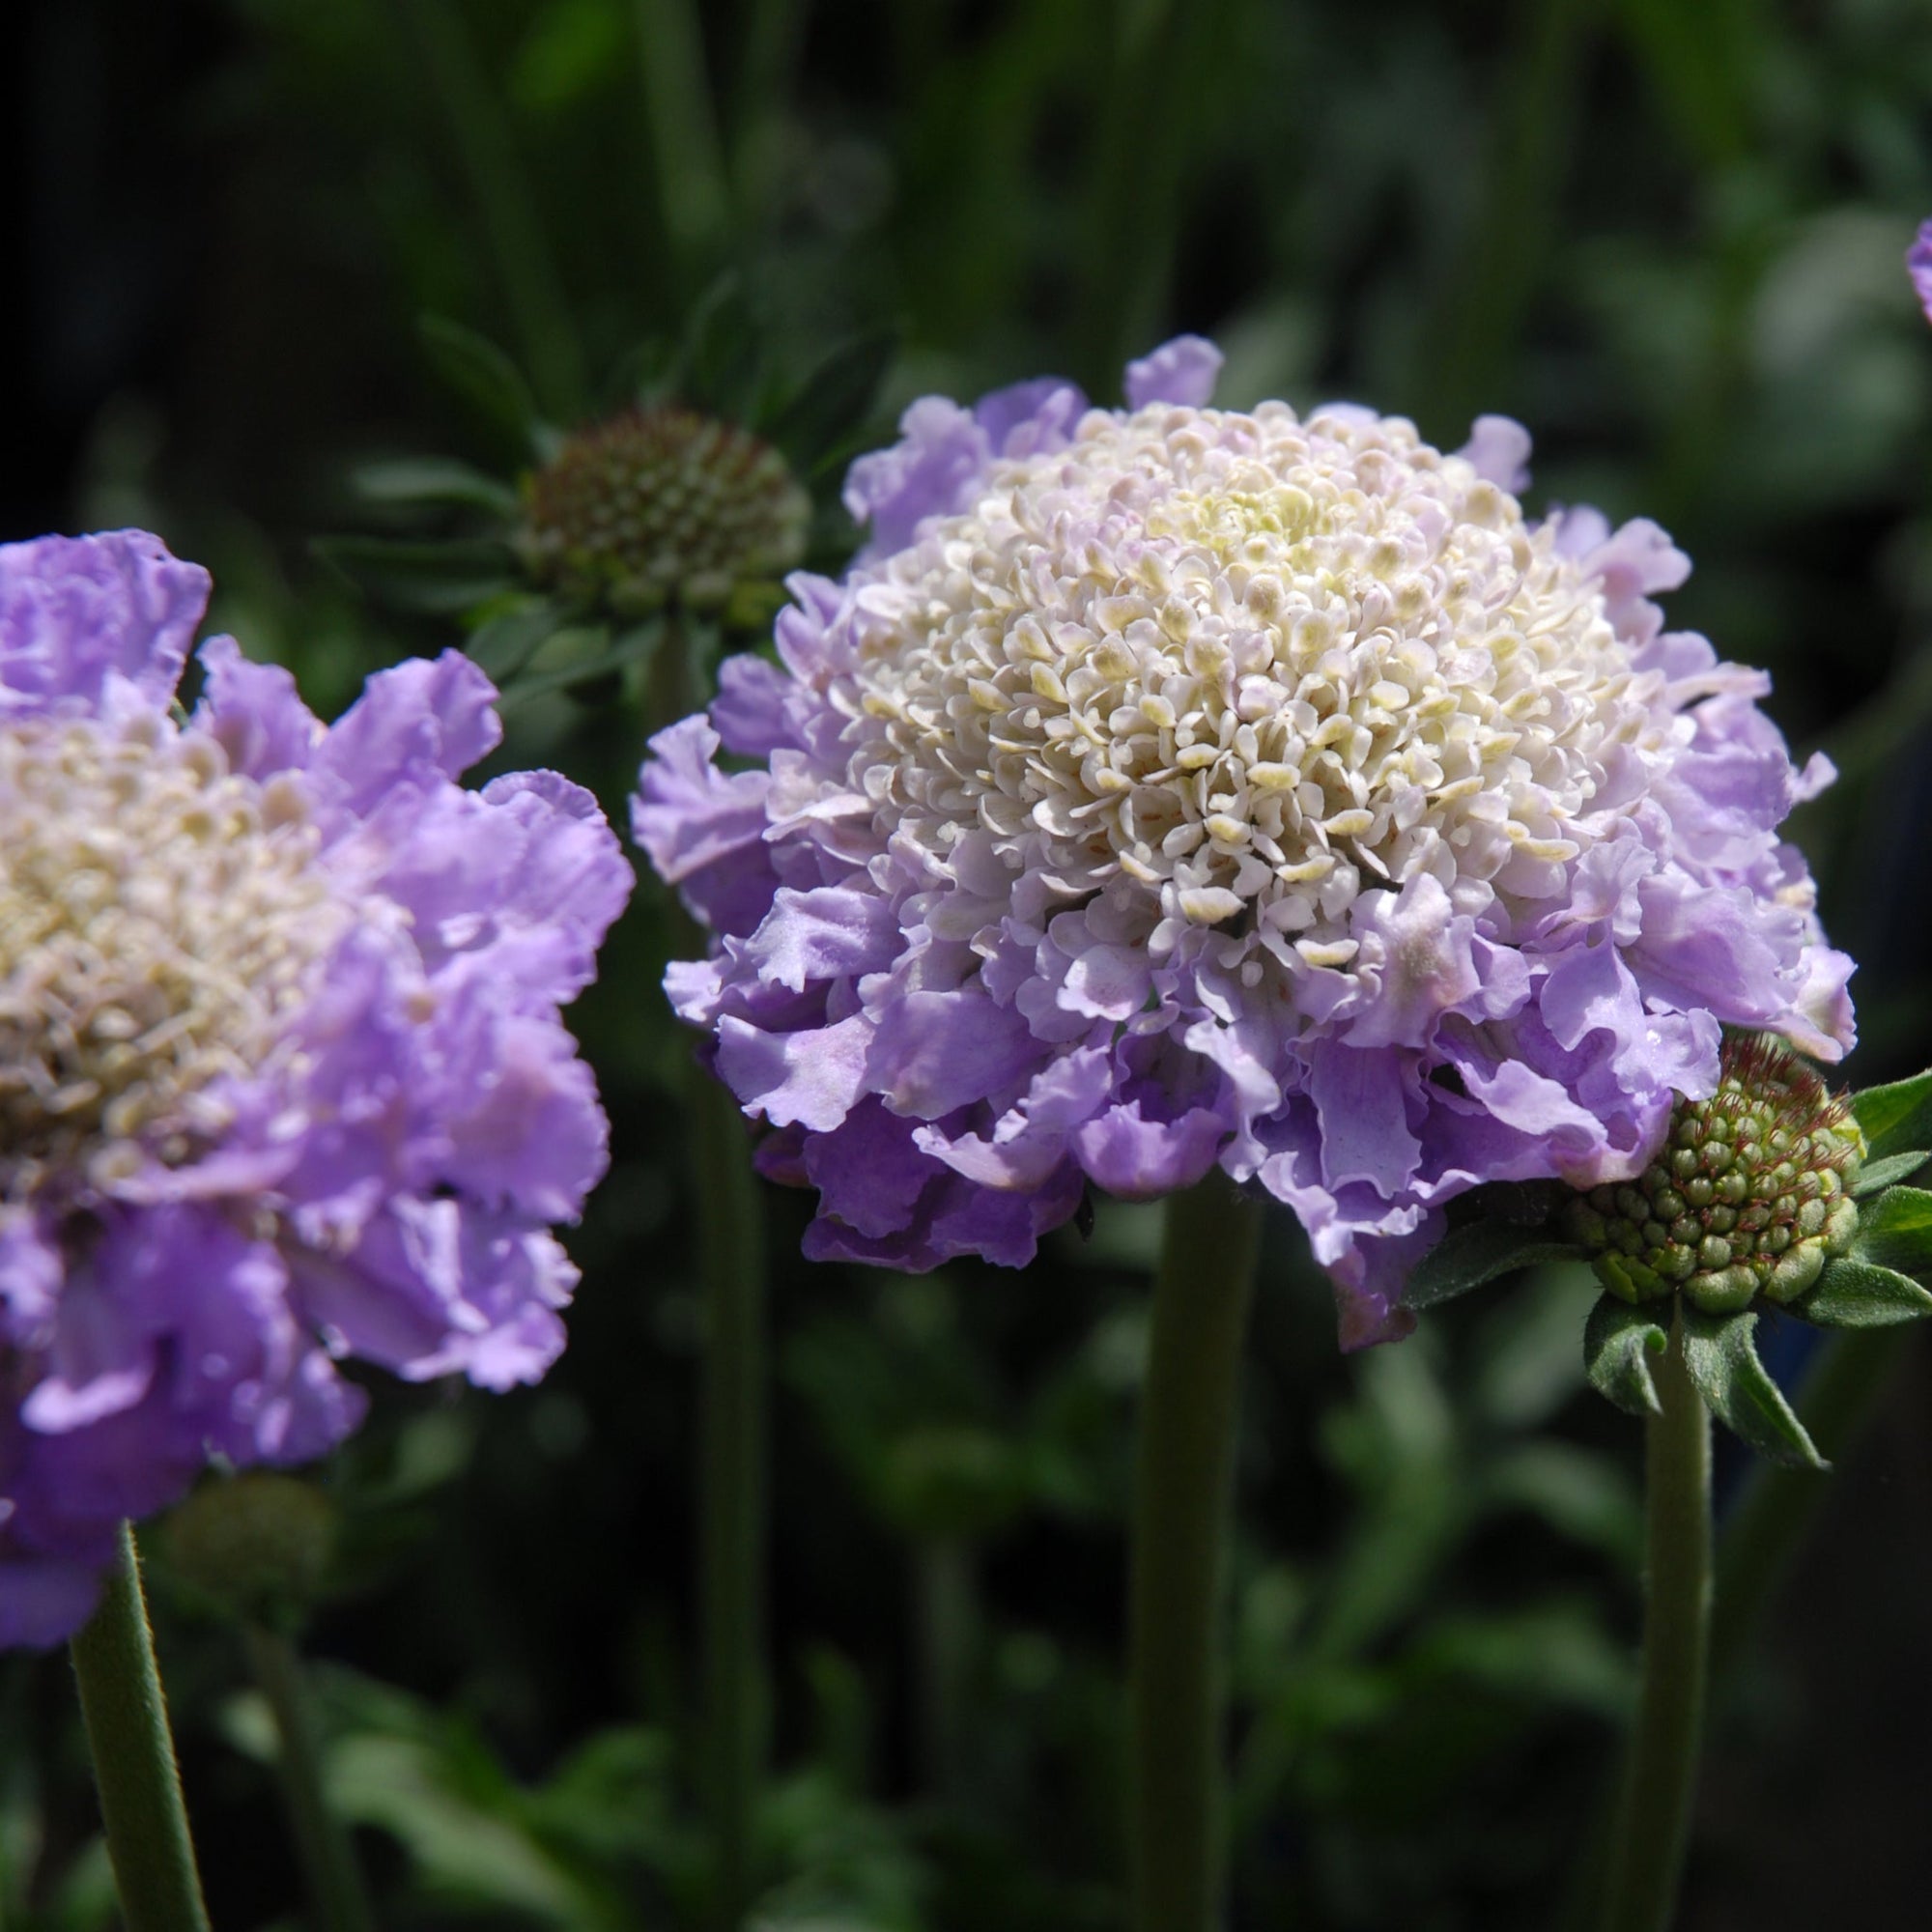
[519, 404, 810, 616]
[1565, 1033, 1861, 1314]
[0, 532, 633, 1647]
[635, 338, 1854, 1345]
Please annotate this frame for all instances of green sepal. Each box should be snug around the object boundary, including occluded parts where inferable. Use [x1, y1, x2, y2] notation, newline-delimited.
[771, 328, 900, 477]
[1799, 1256, 1932, 1328]
[418, 316, 547, 459]
[1848, 1184, 1932, 1279]
[312, 536, 521, 614]
[1401, 1219, 1582, 1311]
[351, 457, 520, 517]
[1852, 1151, 1931, 1198]
[1851, 1067, 1932, 1164]
[1678, 1306, 1825, 1469]
[1583, 1296, 1668, 1418]
[466, 599, 563, 680]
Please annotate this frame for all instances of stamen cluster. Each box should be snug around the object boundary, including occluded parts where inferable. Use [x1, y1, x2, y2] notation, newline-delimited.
[0, 713, 345, 1196]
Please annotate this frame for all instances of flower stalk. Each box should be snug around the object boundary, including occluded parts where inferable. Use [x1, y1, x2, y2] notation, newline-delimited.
[1599, 1309, 1713, 1932]
[68, 1523, 213, 1932]
[242, 1624, 377, 1932]
[1127, 1171, 1265, 1932]
[693, 1060, 769, 1929]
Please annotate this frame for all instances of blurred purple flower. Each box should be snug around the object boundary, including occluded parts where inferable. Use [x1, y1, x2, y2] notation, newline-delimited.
[1910, 218, 1932, 323]
[636, 339, 1853, 1350]
[0, 532, 632, 1645]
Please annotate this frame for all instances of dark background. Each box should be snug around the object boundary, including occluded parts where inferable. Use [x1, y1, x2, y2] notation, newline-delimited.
[6, 2, 1932, 1926]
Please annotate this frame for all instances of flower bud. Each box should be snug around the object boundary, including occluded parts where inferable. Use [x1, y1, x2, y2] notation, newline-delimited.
[164, 1472, 338, 1629]
[1564, 1034, 1863, 1315]
[518, 405, 810, 618]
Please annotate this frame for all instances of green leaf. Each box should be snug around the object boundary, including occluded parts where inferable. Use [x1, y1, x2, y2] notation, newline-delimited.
[1583, 1296, 1668, 1419]
[1851, 1067, 1932, 1163]
[1850, 1184, 1932, 1278]
[1679, 1306, 1825, 1468]
[419, 316, 545, 458]
[671, 274, 764, 420]
[770, 328, 900, 476]
[312, 536, 521, 614]
[1852, 1150, 1931, 1197]
[352, 457, 520, 517]
[1401, 1220, 1582, 1311]
[1801, 1257, 1932, 1328]
[466, 601, 562, 680]
[498, 621, 664, 708]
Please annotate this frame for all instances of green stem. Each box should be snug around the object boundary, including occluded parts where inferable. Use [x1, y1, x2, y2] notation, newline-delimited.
[68, 1524, 213, 1932]
[1424, 0, 1601, 430]
[399, 0, 585, 417]
[242, 1625, 377, 1932]
[1599, 1310, 1713, 1932]
[1712, 1327, 1908, 1670]
[693, 1037, 768, 1930]
[913, 1536, 977, 1800]
[1127, 1170, 1265, 1932]
[634, 0, 732, 282]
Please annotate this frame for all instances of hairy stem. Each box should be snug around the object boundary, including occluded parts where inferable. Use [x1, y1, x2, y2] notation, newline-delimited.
[68, 1524, 213, 1932]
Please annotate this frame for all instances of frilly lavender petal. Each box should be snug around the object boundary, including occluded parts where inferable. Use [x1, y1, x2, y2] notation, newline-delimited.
[636, 341, 1854, 1346]
[1911, 217, 1932, 325]
[0, 531, 631, 1645]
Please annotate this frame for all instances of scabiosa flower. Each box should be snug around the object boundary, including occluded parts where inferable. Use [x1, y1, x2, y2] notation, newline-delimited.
[517, 404, 810, 620]
[0, 531, 632, 1646]
[634, 338, 1854, 1347]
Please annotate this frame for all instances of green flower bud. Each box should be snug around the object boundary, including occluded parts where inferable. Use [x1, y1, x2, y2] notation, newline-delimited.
[164, 1472, 338, 1629]
[517, 405, 810, 618]
[1562, 1033, 1863, 1315]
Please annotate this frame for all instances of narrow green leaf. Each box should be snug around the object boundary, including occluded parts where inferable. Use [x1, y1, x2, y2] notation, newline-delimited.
[313, 536, 521, 614]
[353, 457, 520, 517]
[1401, 1221, 1582, 1311]
[466, 601, 562, 680]
[1583, 1296, 1668, 1419]
[1801, 1257, 1932, 1328]
[770, 329, 900, 475]
[419, 317, 545, 458]
[1850, 1068, 1932, 1163]
[1851, 1184, 1932, 1278]
[1679, 1307, 1826, 1469]
[1852, 1150, 1931, 1198]
[499, 621, 664, 708]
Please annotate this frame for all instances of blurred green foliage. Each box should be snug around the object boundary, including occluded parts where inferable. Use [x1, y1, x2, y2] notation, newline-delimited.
[13, 0, 1932, 1925]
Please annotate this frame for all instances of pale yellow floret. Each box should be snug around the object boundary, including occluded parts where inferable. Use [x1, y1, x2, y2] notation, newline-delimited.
[830, 402, 1673, 972]
[0, 714, 348, 1197]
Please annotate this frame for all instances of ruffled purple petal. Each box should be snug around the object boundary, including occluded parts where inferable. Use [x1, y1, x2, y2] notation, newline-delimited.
[0, 530, 205, 714]
[1124, 336, 1224, 410]
[1911, 218, 1932, 325]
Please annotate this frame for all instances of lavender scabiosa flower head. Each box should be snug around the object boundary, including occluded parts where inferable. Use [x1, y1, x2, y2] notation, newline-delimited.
[634, 338, 1854, 1348]
[0, 531, 633, 1646]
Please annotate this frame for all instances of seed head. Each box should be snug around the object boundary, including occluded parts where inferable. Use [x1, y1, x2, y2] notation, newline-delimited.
[518, 405, 810, 616]
[1564, 1034, 1863, 1313]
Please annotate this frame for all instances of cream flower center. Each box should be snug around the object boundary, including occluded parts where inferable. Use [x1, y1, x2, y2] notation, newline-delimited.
[0, 712, 345, 1196]
[835, 403, 1672, 973]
